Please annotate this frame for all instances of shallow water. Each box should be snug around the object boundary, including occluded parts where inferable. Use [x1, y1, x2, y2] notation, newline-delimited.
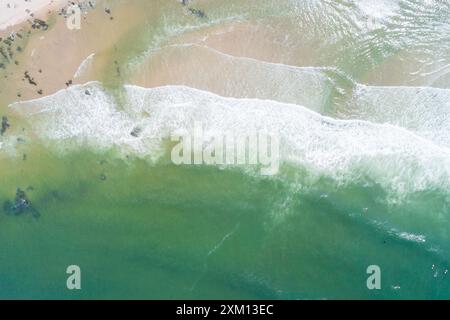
[0, 0, 449, 299]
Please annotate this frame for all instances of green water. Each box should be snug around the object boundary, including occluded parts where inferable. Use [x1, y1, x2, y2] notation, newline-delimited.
[0, 146, 448, 299]
[0, 151, 447, 299]
[1, 0, 450, 299]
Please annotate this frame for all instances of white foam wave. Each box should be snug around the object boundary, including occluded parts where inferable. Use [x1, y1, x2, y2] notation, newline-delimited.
[73, 53, 95, 79]
[10, 82, 450, 196]
[138, 44, 450, 151]
[356, 0, 400, 20]
[136, 43, 331, 112]
[348, 84, 450, 148]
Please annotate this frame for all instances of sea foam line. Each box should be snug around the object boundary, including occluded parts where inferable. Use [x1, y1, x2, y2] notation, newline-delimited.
[9, 82, 450, 199]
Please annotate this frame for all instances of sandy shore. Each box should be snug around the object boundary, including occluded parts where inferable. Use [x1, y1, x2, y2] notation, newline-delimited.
[0, 0, 430, 109]
[0, 0, 158, 104]
[0, 0, 69, 33]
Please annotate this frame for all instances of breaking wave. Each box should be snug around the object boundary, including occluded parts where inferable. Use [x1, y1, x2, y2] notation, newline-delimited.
[10, 82, 450, 198]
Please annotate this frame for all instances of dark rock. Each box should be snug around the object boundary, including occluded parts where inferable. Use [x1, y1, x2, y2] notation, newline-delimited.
[3, 38, 12, 46]
[24, 71, 37, 86]
[1, 116, 10, 135]
[3, 188, 39, 218]
[13, 188, 30, 212]
[31, 19, 49, 31]
[0, 47, 9, 60]
[130, 127, 142, 137]
[7, 46, 13, 60]
[188, 8, 207, 19]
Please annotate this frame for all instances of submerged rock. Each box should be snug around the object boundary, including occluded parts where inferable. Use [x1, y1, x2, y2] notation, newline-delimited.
[1, 116, 10, 135]
[0, 47, 8, 60]
[3, 188, 40, 218]
[188, 8, 207, 19]
[130, 127, 142, 137]
[13, 189, 30, 212]
[31, 19, 49, 31]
